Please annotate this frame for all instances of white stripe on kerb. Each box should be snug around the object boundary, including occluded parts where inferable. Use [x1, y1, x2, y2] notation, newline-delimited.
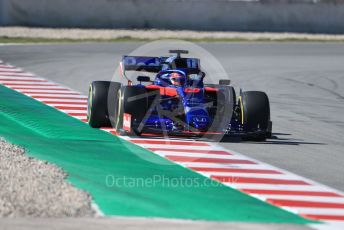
[46, 104, 87, 108]
[258, 195, 344, 203]
[0, 69, 23, 72]
[297, 207, 344, 216]
[6, 85, 64, 89]
[59, 109, 88, 114]
[132, 144, 214, 151]
[0, 73, 35, 77]
[73, 116, 87, 119]
[0, 81, 53, 85]
[205, 172, 298, 180]
[35, 98, 87, 103]
[0, 76, 47, 81]
[26, 93, 87, 98]
[16, 89, 80, 93]
[181, 162, 275, 169]
[225, 183, 327, 191]
[153, 151, 243, 159]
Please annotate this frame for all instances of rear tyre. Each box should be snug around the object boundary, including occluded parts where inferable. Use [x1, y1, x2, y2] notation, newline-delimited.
[240, 91, 271, 141]
[87, 81, 121, 128]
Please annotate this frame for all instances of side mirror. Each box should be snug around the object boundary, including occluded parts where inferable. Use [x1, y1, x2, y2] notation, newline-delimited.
[199, 71, 206, 78]
[219, 79, 231, 85]
[137, 76, 151, 83]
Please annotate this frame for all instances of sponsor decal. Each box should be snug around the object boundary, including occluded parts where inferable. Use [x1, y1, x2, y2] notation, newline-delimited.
[123, 113, 132, 132]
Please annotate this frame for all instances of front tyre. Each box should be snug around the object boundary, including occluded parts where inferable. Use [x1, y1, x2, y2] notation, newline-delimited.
[87, 81, 121, 128]
[240, 91, 271, 141]
[115, 86, 158, 135]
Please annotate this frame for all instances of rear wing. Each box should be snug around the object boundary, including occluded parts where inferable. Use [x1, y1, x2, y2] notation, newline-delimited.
[120, 55, 201, 83]
[121, 56, 164, 73]
[121, 55, 200, 73]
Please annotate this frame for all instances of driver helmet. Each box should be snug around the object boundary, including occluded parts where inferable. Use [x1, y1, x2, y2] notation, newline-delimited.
[170, 72, 185, 86]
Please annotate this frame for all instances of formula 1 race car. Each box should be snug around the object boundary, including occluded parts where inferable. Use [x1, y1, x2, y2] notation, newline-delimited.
[87, 50, 272, 140]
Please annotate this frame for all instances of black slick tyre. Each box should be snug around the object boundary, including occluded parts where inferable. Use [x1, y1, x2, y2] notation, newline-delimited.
[240, 91, 271, 141]
[87, 81, 121, 128]
[116, 86, 159, 135]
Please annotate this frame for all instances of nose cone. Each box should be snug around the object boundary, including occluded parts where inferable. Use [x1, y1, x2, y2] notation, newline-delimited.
[189, 111, 210, 131]
[193, 117, 209, 130]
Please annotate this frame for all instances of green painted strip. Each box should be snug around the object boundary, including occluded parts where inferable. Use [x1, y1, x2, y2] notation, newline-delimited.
[0, 85, 315, 223]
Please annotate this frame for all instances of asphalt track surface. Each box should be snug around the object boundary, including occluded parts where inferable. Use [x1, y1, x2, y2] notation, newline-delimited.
[1, 42, 344, 229]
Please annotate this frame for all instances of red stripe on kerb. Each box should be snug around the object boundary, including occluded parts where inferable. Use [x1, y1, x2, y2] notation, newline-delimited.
[0, 70, 23, 73]
[0, 73, 33, 76]
[12, 87, 70, 91]
[166, 156, 255, 164]
[267, 199, 344, 208]
[67, 112, 87, 116]
[212, 176, 309, 185]
[242, 189, 343, 197]
[0, 65, 16, 69]
[53, 106, 86, 110]
[130, 139, 209, 146]
[191, 167, 282, 174]
[43, 101, 87, 105]
[302, 214, 344, 221]
[21, 91, 80, 95]
[0, 78, 47, 82]
[148, 148, 231, 155]
[3, 83, 57, 86]
[32, 96, 86, 100]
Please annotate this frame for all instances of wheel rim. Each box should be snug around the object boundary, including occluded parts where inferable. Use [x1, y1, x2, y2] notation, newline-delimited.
[115, 89, 122, 130]
[87, 84, 93, 122]
[238, 95, 244, 125]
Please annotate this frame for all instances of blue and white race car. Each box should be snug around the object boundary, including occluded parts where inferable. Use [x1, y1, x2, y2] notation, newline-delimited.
[87, 50, 272, 140]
